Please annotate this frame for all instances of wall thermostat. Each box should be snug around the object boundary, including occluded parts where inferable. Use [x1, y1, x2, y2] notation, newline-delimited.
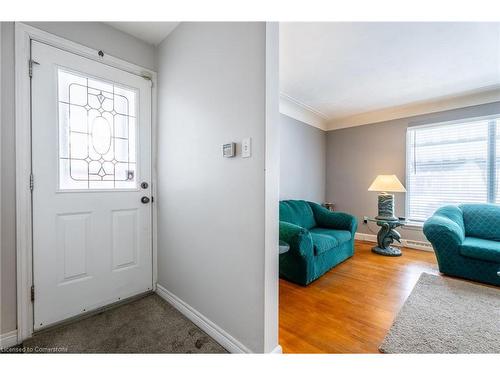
[222, 142, 236, 158]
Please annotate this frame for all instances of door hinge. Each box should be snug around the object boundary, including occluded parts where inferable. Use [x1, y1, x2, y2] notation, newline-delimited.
[31, 285, 35, 302]
[29, 173, 34, 191]
[28, 59, 39, 78]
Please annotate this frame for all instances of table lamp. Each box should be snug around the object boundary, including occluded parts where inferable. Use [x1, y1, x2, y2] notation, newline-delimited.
[368, 175, 406, 221]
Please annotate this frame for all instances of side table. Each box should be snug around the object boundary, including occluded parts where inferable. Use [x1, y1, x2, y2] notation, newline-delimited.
[366, 218, 406, 256]
[323, 202, 335, 212]
[279, 240, 290, 255]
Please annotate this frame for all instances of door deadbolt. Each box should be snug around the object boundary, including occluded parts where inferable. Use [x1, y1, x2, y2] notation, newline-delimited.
[141, 196, 150, 204]
[141, 182, 148, 189]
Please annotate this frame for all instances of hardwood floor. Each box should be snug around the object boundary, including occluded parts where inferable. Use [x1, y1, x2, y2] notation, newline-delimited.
[279, 240, 439, 353]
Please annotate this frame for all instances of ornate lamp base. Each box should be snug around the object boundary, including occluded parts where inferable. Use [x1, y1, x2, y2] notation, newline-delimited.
[377, 192, 396, 220]
[372, 245, 402, 257]
[373, 220, 404, 257]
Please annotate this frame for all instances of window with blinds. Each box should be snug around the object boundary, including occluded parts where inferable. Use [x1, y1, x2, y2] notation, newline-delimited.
[406, 116, 498, 222]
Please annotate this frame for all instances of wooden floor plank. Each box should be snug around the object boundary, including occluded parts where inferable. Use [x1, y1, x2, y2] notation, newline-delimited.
[279, 240, 438, 353]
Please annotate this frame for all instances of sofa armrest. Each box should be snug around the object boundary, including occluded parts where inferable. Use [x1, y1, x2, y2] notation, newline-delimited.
[308, 202, 358, 235]
[423, 206, 465, 247]
[279, 221, 314, 258]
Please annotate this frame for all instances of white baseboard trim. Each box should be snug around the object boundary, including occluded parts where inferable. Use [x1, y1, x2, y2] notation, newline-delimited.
[0, 330, 19, 349]
[354, 232, 377, 242]
[156, 284, 253, 353]
[355, 232, 434, 252]
[270, 344, 283, 353]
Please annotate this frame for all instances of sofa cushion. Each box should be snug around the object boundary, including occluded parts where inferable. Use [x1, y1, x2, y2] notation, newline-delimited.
[461, 204, 500, 241]
[279, 200, 316, 230]
[310, 227, 352, 245]
[460, 237, 500, 263]
[310, 232, 338, 256]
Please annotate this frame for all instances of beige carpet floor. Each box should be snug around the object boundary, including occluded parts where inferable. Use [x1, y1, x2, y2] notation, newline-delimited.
[21, 294, 227, 353]
[380, 272, 500, 353]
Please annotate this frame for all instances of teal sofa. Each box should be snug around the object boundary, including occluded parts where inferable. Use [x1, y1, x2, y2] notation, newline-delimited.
[423, 204, 500, 286]
[279, 200, 357, 285]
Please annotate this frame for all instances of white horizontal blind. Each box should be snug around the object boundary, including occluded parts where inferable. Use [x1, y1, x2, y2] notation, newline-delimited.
[406, 119, 492, 222]
[496, 120, 500, 204]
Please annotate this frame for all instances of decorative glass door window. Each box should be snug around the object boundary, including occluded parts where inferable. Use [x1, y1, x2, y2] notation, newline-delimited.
[58, 69, 137, 190]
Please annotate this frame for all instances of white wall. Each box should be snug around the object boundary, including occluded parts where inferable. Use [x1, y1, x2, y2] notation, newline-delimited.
[0, 21, 156, 335]
[26, 22, 157, 71]
[156, 22, 279, 353]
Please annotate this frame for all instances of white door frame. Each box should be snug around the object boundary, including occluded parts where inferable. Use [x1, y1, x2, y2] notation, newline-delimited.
[14, 22, 158, 343]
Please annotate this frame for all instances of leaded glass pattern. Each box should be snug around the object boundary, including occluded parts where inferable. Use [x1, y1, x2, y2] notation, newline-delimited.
[58, 69, 137, 190]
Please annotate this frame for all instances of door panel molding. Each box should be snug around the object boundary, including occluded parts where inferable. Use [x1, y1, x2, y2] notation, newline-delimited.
[14, 22, 158, 342]
[111, 208, 139, 271]
[56, 212, 92, 283]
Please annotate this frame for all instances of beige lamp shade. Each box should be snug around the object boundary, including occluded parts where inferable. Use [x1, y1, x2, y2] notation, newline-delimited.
[368, 175, 406, 193]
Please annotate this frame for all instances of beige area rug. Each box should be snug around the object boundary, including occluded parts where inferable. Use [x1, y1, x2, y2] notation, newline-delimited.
[15, 294, 227, 353]
[380, 272, 500, 353]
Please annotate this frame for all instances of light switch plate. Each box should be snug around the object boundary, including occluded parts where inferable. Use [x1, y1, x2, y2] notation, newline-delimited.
[242, 137, 251, 158]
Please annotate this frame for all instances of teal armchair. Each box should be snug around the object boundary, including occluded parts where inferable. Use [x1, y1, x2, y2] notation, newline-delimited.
[279, 200, 357, 285]
[423, 204, 500, 286]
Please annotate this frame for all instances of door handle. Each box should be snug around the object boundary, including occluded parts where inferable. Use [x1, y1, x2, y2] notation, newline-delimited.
[141, 196, 150, 204]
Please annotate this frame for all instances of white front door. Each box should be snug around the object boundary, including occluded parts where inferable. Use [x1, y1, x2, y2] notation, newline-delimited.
[31, 40, 153, 330]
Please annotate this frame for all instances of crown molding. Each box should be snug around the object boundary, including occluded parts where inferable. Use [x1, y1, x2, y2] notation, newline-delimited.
[279, 93, 328, 131]
[281, 87, 500, 132]
[326, 86, 500, 131]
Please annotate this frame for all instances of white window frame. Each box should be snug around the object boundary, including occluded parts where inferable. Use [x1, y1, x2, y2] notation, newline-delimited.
[405, 114, 500, 224]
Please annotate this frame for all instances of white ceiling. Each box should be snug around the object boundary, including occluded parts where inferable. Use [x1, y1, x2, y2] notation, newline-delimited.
[106, 22, 179, 45]
[280, 22, 500, 129]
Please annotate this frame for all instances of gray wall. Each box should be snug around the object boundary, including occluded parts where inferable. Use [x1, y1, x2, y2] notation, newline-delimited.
[1, 22, 17, 335]
[326, 101, 500, 242]
[156, 22, 271, 353]
[0, 22, 156, 334]
[279, 114, 326, 203]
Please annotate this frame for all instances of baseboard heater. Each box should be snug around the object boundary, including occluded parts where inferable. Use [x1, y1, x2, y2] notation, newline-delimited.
[400, 239, 434, 252]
